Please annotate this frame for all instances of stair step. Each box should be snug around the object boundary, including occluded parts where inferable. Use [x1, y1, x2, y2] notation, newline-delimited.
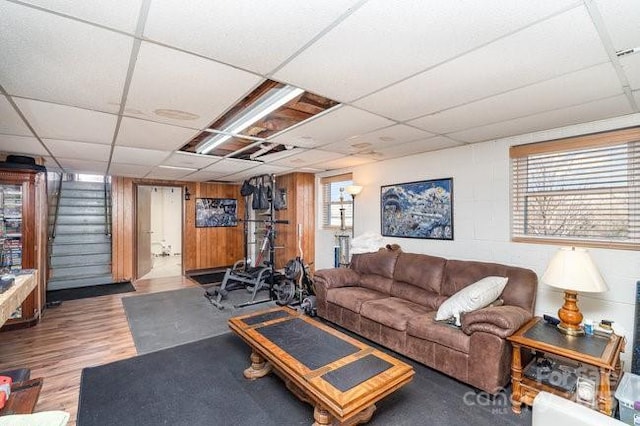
[53, 215, 107, 225]
[53, 206, 106, 216]
[58, 189, 105, 199]
[51, 233, 111, 244]
[60, 181, 107, 191]
[51, 224, 109, 234]
[49, 264, 111, 279]
[47, 274, 114, 290]
[55, 198, 107, 207]
[50, 253, 111, 267]
[50, 242, 111, 255]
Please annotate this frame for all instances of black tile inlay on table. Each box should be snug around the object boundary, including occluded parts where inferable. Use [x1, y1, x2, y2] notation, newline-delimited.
[256, 318, 360, 370]
[523, 321, 608, 358]
[322, 354, 393, 392]
[241, 309, 291, 326]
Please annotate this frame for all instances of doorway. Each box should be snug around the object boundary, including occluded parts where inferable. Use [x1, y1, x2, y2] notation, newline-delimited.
[136, 185, 183, 280]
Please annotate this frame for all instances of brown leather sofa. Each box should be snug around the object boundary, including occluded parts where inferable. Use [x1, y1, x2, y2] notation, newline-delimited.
[314, 249, 538, 394]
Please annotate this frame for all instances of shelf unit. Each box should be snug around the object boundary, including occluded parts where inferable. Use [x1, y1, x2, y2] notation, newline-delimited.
[0, 166, 47, 330]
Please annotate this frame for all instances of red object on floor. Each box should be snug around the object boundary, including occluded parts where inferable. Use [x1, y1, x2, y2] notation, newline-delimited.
[0, 375, 12, 409]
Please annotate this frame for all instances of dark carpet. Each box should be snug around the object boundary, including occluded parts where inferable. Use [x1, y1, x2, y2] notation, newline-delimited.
[122, 287, 274, 354]
[78, 328, 532, 426]
[46, 281, 135, 302]
[188, 270, 228, 285]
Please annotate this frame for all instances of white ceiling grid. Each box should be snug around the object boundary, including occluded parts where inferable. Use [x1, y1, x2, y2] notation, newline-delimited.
[0, 0, 638, 182]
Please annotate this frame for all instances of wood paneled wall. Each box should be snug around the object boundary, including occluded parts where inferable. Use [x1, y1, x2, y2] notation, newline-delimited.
[273, 173, 315, 270]
[111, 177, 244, 281]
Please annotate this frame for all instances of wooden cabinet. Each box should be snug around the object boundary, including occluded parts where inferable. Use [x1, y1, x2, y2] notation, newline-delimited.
[0, 167, 47, 330]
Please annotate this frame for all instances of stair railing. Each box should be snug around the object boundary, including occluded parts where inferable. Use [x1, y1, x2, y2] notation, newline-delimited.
[50, 172, 63, 242]
[104, 177, 111, 238]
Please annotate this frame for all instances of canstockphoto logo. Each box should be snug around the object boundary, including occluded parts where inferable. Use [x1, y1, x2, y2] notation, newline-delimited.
[462, 388, 512, 415]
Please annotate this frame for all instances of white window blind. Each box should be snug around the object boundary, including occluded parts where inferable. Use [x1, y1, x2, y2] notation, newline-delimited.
[511, 127, 640, 250]
[320, 173, 353, 229]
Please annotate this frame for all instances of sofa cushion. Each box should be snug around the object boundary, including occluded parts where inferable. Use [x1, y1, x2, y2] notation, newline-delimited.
[407, 312, 470, 353]
[326, 287, 388, 313]
[392, 253, 447, 294]
[360, 297, 430, 331]
[435, 276, 508, 323]
[350, 250, 400, 279]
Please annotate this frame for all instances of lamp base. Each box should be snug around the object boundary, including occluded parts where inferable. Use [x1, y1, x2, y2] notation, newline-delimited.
[557, 323, 585, 336]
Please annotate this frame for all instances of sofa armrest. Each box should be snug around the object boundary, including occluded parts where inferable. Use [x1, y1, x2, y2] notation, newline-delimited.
[314, 268, 361, 290]
[461, 305, 532, 338]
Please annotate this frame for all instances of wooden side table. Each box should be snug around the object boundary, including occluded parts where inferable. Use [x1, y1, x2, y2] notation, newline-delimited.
[508, 317, 624, 416]
[0, 378, 43, 416]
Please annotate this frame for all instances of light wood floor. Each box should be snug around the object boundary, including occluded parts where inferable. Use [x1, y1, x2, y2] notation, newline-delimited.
[0, 275, 196, 425]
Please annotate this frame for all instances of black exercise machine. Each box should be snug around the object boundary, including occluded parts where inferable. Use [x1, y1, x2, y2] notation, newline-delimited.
[204, 174, 287, 309]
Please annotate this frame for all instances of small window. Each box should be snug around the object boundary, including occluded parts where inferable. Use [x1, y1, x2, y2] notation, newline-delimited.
[510, 127, 640, 250]
[320, 173, 353, 229]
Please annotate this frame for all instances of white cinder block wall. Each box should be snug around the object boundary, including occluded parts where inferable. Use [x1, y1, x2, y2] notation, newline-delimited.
[316, 113, 640, 369]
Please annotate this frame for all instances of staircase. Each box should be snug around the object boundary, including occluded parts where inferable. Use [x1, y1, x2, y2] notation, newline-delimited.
[48, 180, 113, 290]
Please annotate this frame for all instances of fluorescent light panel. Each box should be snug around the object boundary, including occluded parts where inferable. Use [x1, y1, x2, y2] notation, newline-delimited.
[196, 85, 304, 154]
[158, 165, 198, 171]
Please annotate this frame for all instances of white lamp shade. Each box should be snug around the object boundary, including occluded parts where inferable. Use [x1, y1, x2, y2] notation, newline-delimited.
[345, 185, 363, 196]
[541, 247, 608, 293]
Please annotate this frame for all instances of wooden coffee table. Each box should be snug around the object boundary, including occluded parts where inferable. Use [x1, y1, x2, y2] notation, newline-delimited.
[228, 306, 414, 426]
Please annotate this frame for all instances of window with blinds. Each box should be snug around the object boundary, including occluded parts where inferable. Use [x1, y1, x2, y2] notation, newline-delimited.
[510, 127, 640, 250]
[320, 173, 353, 229]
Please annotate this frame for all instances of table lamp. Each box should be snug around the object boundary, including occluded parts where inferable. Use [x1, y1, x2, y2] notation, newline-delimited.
[541, 247, 608, 336]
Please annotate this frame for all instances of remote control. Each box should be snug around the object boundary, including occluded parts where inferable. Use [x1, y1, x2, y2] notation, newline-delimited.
[543, 314, 560, 326]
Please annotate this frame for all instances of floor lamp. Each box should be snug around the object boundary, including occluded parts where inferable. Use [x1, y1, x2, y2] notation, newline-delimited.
[345, 185, 362, 238]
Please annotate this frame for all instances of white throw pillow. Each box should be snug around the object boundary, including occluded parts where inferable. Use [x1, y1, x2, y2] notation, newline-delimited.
[0, 411, 70, 426]
[435, 276, 509, 324]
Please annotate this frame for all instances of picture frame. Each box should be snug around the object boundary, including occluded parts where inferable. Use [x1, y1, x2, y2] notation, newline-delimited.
[195, 198, 238, 228]
[381, 178, 453, 240]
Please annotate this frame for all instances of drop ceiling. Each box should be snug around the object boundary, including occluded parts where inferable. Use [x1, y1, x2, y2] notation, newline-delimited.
[0, 0, 638, 182]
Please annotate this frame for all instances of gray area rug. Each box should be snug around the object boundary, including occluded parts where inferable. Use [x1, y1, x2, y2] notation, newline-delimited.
[122, 286, 274, 354]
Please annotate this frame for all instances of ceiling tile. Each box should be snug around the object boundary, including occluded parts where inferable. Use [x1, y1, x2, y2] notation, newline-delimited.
[0, 96, 31, 136]
[274, 0, 581, 102]
[125, 41, 262, 129]
[116, 117, 199, 150]
[355, 7, 608, 121]
[41, 156, 63, 172]
[160, 152, 218, 169]
[311, 155, 376, 170]
[269, 149, 344, 168]
[15, 98, 117, 144]
[222, 164, 293, 182]
[145, 167, 193, 180]
[321, 125, 433, 154]
[595, 0, 640, 52]
[181, 170, 226, 182]
[18, 0, 143, 33]
[57, 158, 108, 175]
[373, 136, 465, 160]
[0, 135, 48, 156]
[449, 95, 633, 143]
[108, 163, 153, 178]
[621, 54, 640, 90]
[202, 158, 261, 174]
[409, 63, 622, 134]
[144, 0, 359, 74]
[111, 146, 170, 166]
[269, 106, 393, 148]
[43, 139, 111, 161]
[258, 147, 304, 164]
[0, 2, 132, 113]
